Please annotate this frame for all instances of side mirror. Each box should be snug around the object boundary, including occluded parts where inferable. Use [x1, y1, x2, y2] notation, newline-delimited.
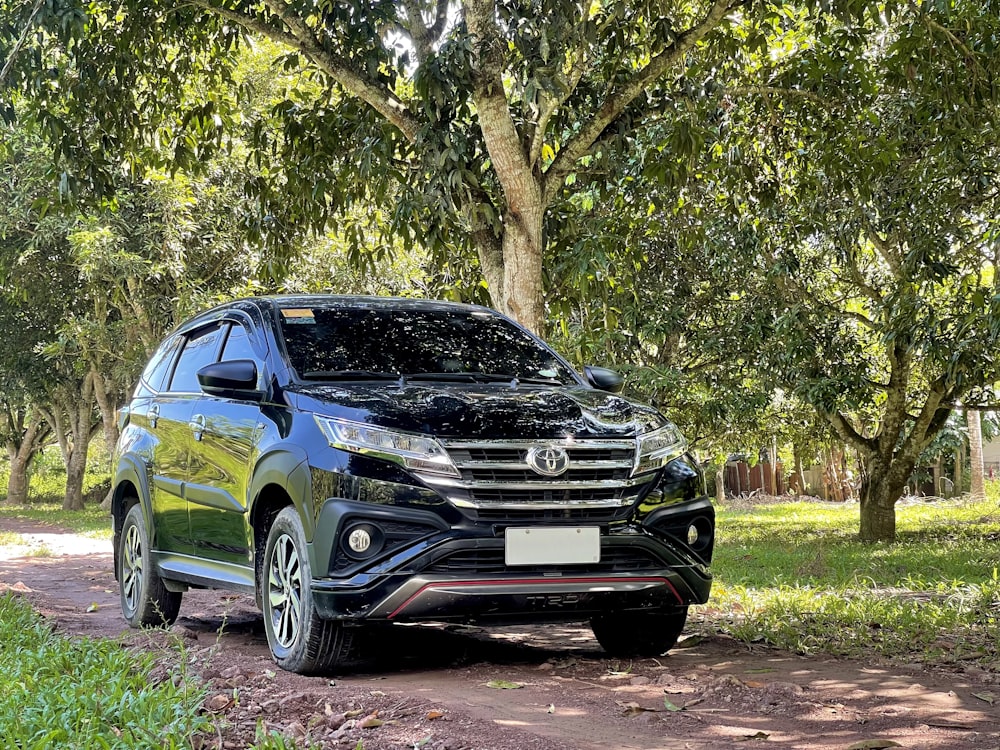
[197, 360, 264, 400]
[584, 365, 625, 394]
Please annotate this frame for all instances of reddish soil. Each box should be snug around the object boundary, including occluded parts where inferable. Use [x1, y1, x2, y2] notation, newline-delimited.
[1, 516, 998, 750]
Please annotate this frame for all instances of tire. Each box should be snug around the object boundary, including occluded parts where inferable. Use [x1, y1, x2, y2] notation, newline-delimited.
[591, 606, 688, 657]
[118, 503, 181, 628]
[262, 507, 355, 674]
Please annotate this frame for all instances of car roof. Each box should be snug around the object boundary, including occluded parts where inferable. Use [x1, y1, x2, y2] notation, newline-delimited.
[261, 294, 495, 314]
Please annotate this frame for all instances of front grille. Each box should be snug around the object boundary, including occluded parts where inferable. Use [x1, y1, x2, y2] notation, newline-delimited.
[425, 546, 666, 575]
[471, 506, 628, 524]
[414, 438, 644, 515]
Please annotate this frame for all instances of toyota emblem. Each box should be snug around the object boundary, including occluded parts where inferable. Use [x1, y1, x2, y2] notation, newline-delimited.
[526, 446, 570, 477]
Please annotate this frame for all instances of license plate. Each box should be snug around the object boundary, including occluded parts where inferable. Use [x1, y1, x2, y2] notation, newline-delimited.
[505, 527, 600, 566]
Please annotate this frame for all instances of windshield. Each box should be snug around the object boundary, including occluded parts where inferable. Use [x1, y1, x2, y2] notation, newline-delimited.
[277, 305, 578, 385]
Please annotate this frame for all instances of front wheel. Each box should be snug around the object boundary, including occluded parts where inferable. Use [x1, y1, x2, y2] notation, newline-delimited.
[590, 606, 689, 657]
[262, 507, 355, 674]
[118, 502, 181, 628]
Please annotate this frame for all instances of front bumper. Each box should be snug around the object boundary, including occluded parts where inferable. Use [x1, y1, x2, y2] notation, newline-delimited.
[308, 516, 713, 624]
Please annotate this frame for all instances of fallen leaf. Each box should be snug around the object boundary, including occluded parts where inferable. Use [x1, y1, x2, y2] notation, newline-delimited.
[547, 704, 555, 714]
[617, 700, 657, 716]
[737, 731, 770, 742]
[486, 680, 523, 689]
[744, 668, 777, 674]
[359, 711, 383, 729]
[412, 737, 433, 749]
[973, 692, 997, 706]
[370, 690, 386, 697]
[845, 740, 902, 750]
[264, 670, 276, 679]
[86, 602, 99, 613]
[426, 710, 445, 721]
[745, 680, 766, 688]
[344, 709, 365, 719]
[662, 698, 683, 712]
[204, 694, 232, 712]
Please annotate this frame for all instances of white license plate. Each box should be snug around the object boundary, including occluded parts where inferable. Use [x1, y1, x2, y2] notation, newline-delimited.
[504, 527, 600, 566]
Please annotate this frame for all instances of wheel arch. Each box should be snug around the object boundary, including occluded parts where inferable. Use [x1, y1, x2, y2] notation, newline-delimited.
[111, 457, 153, 582]
[248, 446, 312, 607]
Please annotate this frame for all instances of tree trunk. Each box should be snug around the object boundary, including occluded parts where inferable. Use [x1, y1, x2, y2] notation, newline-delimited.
[858, 454, 913, 542]
[63, 439, 89, 511]
[91, 368, 120, 452]
[954, 444, 964, 494]
[500, 205, 545, 334]
[968, 408, 985, 500]
[715, 464, 725, 504]
[793, 444, 804, 494]
[5, 451, 30, 506]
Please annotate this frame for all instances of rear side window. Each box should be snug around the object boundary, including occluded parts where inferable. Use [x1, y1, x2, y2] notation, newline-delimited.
[168, 325, 225, 393]
[135, 335, 182, 396]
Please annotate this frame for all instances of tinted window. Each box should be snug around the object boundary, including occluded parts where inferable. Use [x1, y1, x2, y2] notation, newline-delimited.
[220, 323, 257, 363]
[136, 335, 183, 396]
[278, 306, 575, 384]
[168, 325, 224, 393]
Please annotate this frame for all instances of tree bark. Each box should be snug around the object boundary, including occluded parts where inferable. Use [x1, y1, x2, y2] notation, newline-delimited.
[6, 451, 30, 506]
[3, 408, 49, 506]
[858, 454, 914, 542]
[968, 408, 985, 500]
[715, 464, 725, 503]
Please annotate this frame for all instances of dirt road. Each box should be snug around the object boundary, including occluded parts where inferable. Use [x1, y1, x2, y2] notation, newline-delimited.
[1, 517, 997, 750]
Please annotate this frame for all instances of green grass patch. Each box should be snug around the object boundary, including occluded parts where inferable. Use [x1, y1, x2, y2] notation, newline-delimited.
[705, 493, 1000, 668]
[0, 593, 210, 749]
[0, 501, 112, 538]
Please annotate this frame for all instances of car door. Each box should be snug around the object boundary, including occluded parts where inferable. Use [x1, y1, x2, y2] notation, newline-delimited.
[151, 323, 226, 556]
[185, 320, 265, 568]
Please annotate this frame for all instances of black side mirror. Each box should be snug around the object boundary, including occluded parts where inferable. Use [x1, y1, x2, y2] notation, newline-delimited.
[197, 360, 264, 400]
[584, 365, 625, 394]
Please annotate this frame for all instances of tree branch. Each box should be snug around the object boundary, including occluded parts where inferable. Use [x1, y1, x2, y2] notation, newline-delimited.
[195, 0, 424, 142]
[465, 0, 538, 207]
[0, 0, 45, 88]
[543, 0, 739, 203]
[824, 409, 877, 453]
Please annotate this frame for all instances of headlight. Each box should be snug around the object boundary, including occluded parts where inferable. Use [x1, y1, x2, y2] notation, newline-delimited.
[633, 423, 687, 476]
[314, 416, 460, 477]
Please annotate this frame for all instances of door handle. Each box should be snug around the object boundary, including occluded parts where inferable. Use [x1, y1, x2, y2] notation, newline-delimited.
[189, 414, 206, 441]
[148, 404, 160, 429]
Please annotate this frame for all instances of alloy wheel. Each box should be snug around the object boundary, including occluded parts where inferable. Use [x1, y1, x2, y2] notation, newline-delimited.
[268, 533, 302, 649]
[121, 523, 142, 614]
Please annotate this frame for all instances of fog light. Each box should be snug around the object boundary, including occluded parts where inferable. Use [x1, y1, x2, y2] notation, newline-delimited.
[348, 527, 372, 554]
[686, 524, 699, 546]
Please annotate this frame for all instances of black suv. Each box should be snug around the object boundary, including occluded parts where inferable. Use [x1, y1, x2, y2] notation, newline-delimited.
[112, 296, 713, 674]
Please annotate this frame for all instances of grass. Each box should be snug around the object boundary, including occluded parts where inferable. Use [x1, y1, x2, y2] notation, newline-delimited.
[0, 501, 112, 538]
[0, 593, 211, 749]
[703, 490, 1000, 668]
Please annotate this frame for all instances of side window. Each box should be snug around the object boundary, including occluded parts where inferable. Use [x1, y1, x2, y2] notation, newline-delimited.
[167, 325, 225, 393]
[220, 323, 258, 363]
[135, 335, 182, 396]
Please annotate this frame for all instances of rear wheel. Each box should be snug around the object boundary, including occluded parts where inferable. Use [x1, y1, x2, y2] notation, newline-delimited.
[590, 606, 688, 657]
[262, 507, 355, 674]
[118, 503, 181, 628]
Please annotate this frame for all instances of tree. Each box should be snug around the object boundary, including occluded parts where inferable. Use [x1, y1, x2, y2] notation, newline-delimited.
[688, 2, 1000, 540]
[968, 408, 985, 500]
[1, 0, 892, 335]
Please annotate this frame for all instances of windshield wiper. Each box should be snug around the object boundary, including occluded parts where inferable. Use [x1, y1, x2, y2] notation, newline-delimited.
[402, 372, 561, 386]
[301, 369, 400, 381]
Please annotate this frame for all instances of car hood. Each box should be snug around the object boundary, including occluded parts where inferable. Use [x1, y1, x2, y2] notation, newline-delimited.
[285, 382, 668, 439]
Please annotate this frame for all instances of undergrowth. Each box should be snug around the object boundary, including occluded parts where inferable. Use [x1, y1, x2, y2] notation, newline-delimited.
[705, 492, 1000, 668]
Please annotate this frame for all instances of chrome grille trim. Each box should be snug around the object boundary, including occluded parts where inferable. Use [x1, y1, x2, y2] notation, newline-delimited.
[424, 437, 643, 510]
